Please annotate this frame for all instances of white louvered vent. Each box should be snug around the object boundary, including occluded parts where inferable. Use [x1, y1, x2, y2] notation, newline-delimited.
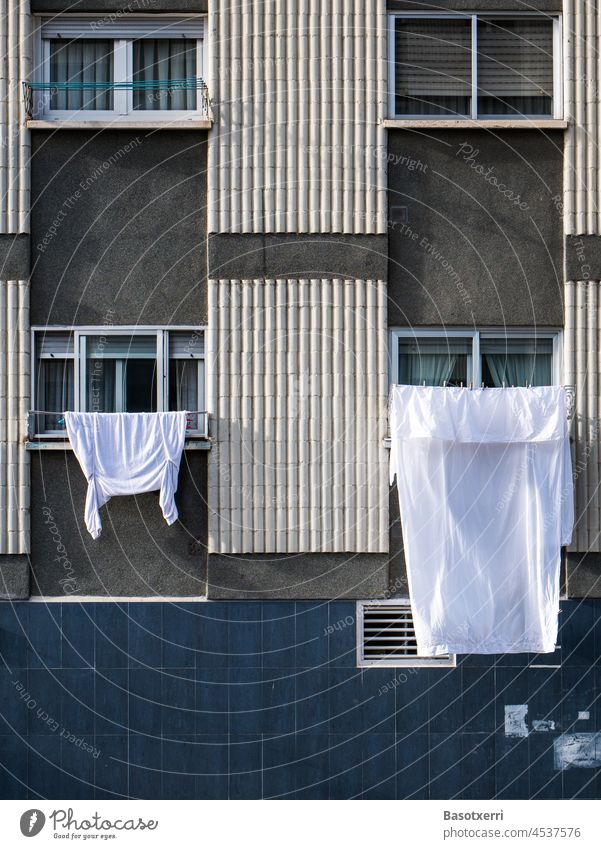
[356, 600, 456, 668]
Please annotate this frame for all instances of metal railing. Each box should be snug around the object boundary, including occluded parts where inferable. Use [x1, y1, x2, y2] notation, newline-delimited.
[23, 78, 211, 119]
[27, 410, 209, 441]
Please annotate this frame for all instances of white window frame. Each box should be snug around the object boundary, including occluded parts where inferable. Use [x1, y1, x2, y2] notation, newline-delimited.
[356, 599, 457, 668]
[387, 11, 563, 120]
[31, 325, 207, 437]
[389, 327, 562, 387]
[32, 15, 207, 122]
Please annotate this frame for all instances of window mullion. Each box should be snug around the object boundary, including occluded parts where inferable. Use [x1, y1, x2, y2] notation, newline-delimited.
[158, 331, 167, 412]
[471, 14, 478, 119]
[76, 333, 85, 412]
[113, 39, 129, 115]
[472, 332, 481, 387]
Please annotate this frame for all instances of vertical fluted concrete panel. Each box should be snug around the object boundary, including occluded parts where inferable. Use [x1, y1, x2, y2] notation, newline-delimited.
[207, 0, 387, 234]
[0, 0, 30, 234]
[0, 279, 29, 553]
[563, 3, 601, 549]
[207, 278, 389, 553]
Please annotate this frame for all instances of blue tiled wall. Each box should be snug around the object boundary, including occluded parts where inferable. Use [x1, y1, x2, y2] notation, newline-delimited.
[0, 600, 599, 799]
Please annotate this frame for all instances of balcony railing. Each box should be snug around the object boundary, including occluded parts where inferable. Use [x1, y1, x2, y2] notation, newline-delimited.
[27, 411, 210, 441]
[23, 78, 211, 119]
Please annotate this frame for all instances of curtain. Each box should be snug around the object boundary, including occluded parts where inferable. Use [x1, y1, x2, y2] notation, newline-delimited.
[170, 361, 198, 429]
[399, 353, 458, 386]
[394, 19, 471, 116]
[484, 353, 551, 387]
[477, 19, 553, 116]
[50, 39, 113, 111]
[40, 360, 74, 432]
[133, 39, 197, 111]
[87, 360, 116, 412]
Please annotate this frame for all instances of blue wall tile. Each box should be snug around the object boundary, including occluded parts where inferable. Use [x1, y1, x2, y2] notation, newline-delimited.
[362, 733, 396, 799]
[95, 734, 128, 799]
[0, 733, 29, 799]
[294, 734, 329, 799]
[162, 604, 199, 668]
[27, 605, 61, 668]
[396, 732, 429, 799]
[128, 604, 163, 669]
[95, 669, 128, 736]
[2, 600, 601, 800]
[295, 602, 329, 668]
[95, 603, 129, 668]
[61, 604, 94, 669]
[263, 733, 296, 799]
[228, 603, 262, 669]
[0, 603, 29, 668]
[195, 668, 229, 735]
[262, 603, 296, 668]
[129, 733, 162, 799]
[195, 734, 229, 799]
[329, 733, 364, 799]
[162, 671, 196, 735]
[229, 734, 262, 799]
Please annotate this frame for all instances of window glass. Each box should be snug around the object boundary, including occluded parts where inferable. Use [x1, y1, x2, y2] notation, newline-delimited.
[85, 334, 157, 413]
[36, 359, 74, 433]
[49, 39, 113, 110]
[477, 18, 554, 116]
[398, 338, 471, 386]
[394, 18, 472, 116]
[133, 39, 197, 110]
[480, 337, 553, 386]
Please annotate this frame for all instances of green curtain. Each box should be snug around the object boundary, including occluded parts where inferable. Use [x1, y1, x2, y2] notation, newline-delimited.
[399, 353, 458, 386]
[484, 352, 551, 386]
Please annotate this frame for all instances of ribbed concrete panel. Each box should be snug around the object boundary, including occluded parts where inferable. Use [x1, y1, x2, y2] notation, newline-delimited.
[0, 279, 29, 554]
[0, 1, 30, 234]
[563, 4, 601, 550]
[207, 278, 389, 553]
[207, 0, 387, 234]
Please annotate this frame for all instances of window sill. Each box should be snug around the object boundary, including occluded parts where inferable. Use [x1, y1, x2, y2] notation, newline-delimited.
[27, 118, 212, 131]
[383, 118, 568, 130]
[26, 439, 212, 451]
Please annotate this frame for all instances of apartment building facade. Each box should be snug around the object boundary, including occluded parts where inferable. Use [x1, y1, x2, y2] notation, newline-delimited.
[0, 0, 600, 799]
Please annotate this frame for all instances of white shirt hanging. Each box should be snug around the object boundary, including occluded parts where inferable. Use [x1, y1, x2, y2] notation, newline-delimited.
[65, 411, 188, 539]
[389, 386, 574, 656]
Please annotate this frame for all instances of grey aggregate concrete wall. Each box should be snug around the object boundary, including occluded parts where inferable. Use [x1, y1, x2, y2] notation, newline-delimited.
[31, 130, 207, 326]
[208, 234, 388, 281]
[30, 451, 207, 597]
[207, 553, 390, 600]
[0, 235, 29, 280]
[32, 1, 207, 11]
[0, 556, 30, 599]
[388, 130, 564, 327]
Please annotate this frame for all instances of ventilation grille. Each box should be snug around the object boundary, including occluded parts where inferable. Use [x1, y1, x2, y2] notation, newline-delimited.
[356, 600, 456, 668]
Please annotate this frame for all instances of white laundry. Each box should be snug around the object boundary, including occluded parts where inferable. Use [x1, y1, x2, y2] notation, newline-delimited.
[65, 411, 188, 539]
[389, 386, 574, 656]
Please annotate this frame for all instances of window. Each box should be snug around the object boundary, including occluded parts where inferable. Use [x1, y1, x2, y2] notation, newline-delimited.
[389, 13, 561, 119]
[390, 329, 560, 387]
[31, 327, 206, 437]
[356, 600, 456, 667]
[32, 16, 206, 120]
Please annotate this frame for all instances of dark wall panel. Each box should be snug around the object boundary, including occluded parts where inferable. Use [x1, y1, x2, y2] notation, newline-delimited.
[388, 130, 564, 327]
[0, 598, 596, 799]
[30, 451, 207, 597]
[31, 130, 207, 326]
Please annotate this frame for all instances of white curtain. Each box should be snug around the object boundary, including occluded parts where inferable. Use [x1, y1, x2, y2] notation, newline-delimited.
[40, 359, 74, 431]
[133, 39, 196, 110]
[50, 39, 113, 111]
